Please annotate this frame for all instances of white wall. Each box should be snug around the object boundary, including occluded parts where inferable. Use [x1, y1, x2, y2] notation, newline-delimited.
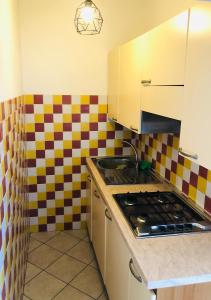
[19, 0, 196, 95]
[0, 0, 22, 102]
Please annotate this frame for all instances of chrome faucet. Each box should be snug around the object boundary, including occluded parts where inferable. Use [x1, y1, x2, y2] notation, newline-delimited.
[122, 140, 139, 170]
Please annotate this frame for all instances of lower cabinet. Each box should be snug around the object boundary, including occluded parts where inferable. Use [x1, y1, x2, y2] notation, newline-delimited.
[86, 173, 92, 240]
[92, 180, 106, 280]
[105, 207, 156, 300]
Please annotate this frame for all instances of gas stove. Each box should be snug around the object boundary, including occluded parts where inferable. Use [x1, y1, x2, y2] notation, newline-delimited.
[113, 191, 211, 238]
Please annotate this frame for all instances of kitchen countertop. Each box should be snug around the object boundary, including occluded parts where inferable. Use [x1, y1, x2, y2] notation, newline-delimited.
[86, 157, 211, 290]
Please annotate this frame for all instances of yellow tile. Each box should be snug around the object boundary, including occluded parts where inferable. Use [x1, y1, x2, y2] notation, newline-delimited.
[27, 176, 37, 185]
[81, 95, 90, 104]
[114, 139, 122, 148]
[38, 192, 46, 201]
[167, 146, 172, 158]
[56, 199, 64, 207]
[34, 114, 44, 123]
[177, 164, 183, 178]
[81, 221, 87, 229]
[46, 159, 54, 167]
[89, 140, 98, 148]
[46, 183, 55, 192]
[54, 123, 63, 132]
[98, 131, 106, 139]
[43, 104, 53, 114]
[81, 123, 89, 131]
[36, 167, 46, 176]
[64, 215, 72, 222]
[173, 136, 179, 149]
[29, 201, 38, 209]
[99, 104, 107, 113]
[64, 191, 72, 198]
[72, 132, 81, 140]
[55, 149, 63, 158]
[30, 225, 39, 233]
[63, 140, 72, 149]
[81, 173, 87, 181]
[45, 132, 54, 141]
[56, 223, 64, 230]
[24, 95, 34, 104]
[72, 104, 80, 114]
[73, 206, 80, 214]
[155, 162, 161, 173]
[53, 95, 62, 104]
[208, 171, 211, 182]
[38, 217, 47, 225]
[25, 123, 35, 133]
[106, 122, 115, 131]
[81, 198, 87, 206]
[123, 131, 132, 139]
[152, 140, 157, 149]
[72, 182, 81, 190]
[55, 175, 63, 183]
[81, 149, 89, 157]
[148, 148, 153, 158]
[188, 185, 197, 201]
[36, 141, 45, 150]
[89, 114, 98, 123]
[72, 157, 81, 166]
[106, 148, 115, 156]
[170, 172, 176, 185]
[47, 208, 55, 216]
[63, 114, 72, 123]
[197, 176, 207, 194]
[64, 166, 72, 174]
[184, 158, 192, 170]
[26, 150, 36, 159]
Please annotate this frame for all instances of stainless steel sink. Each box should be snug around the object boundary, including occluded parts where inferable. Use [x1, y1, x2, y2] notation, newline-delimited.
[97, 157, 135, 170]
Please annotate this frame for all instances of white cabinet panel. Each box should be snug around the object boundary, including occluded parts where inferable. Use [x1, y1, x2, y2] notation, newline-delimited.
[86, 173, 92, 240]
[108, 47, 119, 121]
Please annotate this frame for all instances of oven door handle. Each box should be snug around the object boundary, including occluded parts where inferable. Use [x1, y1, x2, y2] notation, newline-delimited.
[129, 258, 142, 283]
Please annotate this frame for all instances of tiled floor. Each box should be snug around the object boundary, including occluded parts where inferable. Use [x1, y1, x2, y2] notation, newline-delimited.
[23, 230, 109, 300]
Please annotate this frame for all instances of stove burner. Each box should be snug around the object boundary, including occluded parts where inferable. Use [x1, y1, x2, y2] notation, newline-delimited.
[137, 216, 146, 224]
[124, 195, 137, 206]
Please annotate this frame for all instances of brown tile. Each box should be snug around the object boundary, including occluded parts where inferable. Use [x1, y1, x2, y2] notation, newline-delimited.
[31, 231, 58, 243]
[25, 262, 42, 283]
[46, 254, 86, 283]
[98, 291, 109, 300]
[28, 238, 42, 253]
[90, 259, 98, 270]
[67, 241, 94, 264]
[24, 271, 65, 300]
[28, 244, 62, 269]
[54, 285, 93, 300]
[71, 266, 104, 299]
[46, 232, 80, 253]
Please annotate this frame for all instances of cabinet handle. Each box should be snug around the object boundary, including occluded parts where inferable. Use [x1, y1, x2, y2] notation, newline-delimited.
[87, 175, 91, 182]
[179, 148, 198, 160]
[141, 79, 152, 86]
[94, 190, 100, 198]
[112, 117, 117, 122]
[130, 126, 138, 132]
[129, 258, 142, 283]
[105, 208, 112, 221]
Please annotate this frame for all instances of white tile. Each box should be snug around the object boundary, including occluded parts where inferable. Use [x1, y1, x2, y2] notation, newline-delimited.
[63, 132, 72, 140]
[37, 184, 46, 192]
[90, 105, 98, 113]
[56, 215, 64, 223]
[27, 142, 36, 151]
[35, 132, 45, 141]
[106, 140, 114, 147]
[45, 150, 54, 158]
[72, 149, 81, 157]
[54, 114, 63, 122]
[47, 224, 56, 232]
[38, 208, 47, 217]
[43, 95, 53, 103]
[73, 199, 80, 206]
[28, 193, 38, 201]
[44, 123, 54, 132]
[34, 104, 44, 114]
[46, 175, 55, 183]
[30, 217, 39, 225]
[89, 132, 98, 139]
[98, 95, 107, 104]
[72, 174, 81, 181]
[72, 123, 81, 131]
[64, 182, 72, 191]
[206, 181, 211, 198]
[72, 222, 81, 229]
[36, 159, 46, 167]
[81, 114, 89, 122]
[55, 191, 64, 198]
[54, 141, 63, 149]
[196, 190, 206, 209]
[98, 123, 107, 131]
[47, 200, 55, 208]
[63, 105, 72, 113]
[64, 207, 72, 214]
[72, 95, 80, 104]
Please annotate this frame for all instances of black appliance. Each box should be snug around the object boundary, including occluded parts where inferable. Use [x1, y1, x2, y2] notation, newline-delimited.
[113, 191, 211, 238]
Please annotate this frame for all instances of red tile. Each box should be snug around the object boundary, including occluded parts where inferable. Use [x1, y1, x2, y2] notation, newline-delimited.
[27, 159, 36, 167]
[45, 141, 54, 149]
[26, 133, 35, 141]
[35, 123, 44, 132]
[56, 207, 64, 215]
[47, 216, 56, 223]
[165, 169, 170, 181]
[63, 123, 72, 131]
[55, 183, 64, 191]
[39, 224, 47, 232]
[162, 144, 167, 155]
[178, 155, 184, 166]
[90, 148, 98, 156]
[171, 160, 177, 174]
[205, 196, 211, 214]
[38, 201, 46, 208]
[62, 95, 71, 104]
[90, 95, 98, 104]
[156, 152, 161, 163]
[81, 105, 89, 113]
[28, 185, 37, 193]
[55, 158, 63, 166]
[36, 150, 45, 158]
[53, 105, 62, 114]
[46, 167, 55, 175]
[64, 149, 72, 157]
[98, 140, 106, 148]
[29, 209, 38, 217]
[98, 113, 107, 122]
[64, 223, 72, 230]
[37, 176, 46, 184]
[34, 95, 43, 104]
[25, 105, 34, 114]
[72, 141, 81, 149]
[81, 132, 89, 140]
[44, 114, 53, 123]
[167, 134, 173, 147]
[115, 148, 123, 155]
[72, 166, 81, 173]
[64, 174, 72, 182]
[107, 131, 115, 139]
[190, 171, 198, 188]
[73, 214, 81, 221]
[47, 192, 55, 200]
[54, 132, 63, 140]
[182, 180, 189, 195]
[199, 165, 208, 179]
[64, 199, 72, 206]
[73, 190, 81, 197]
[72, 114, 81, 122]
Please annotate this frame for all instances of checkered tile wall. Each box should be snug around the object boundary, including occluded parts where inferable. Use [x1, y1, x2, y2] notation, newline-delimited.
[25, 95, 136, 232]
[139, 133, 211, 214]
[0, 97, 29, 300]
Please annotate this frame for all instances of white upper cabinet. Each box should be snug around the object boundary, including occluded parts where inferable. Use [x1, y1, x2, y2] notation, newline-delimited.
[141, 11, 189, 86]
[179, 4, 211, 169]
[108, 47, 119, 122]
[117, 37, 143, 133]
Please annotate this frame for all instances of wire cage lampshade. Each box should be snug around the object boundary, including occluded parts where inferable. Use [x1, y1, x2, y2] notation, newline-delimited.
[74, 0, 103, 35]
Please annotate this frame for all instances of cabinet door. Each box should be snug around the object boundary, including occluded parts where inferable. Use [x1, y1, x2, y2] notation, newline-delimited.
[86, 173, 92, 240]
[92, 181, 106, 280]
[118, 37, 143, 133]
[128, 258, 156, 300]
[108, 47, 119, 121]
[179, 4, 211, 170]
[105, 211, 130, 300]
[141, 10, 189, 85]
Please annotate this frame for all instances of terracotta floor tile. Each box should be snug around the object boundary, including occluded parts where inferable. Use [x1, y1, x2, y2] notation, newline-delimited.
[67, 240, 94, 264]
[31, 231, 58, 243]
[25, 262, 42, 283]
[28, 238, 42, 253]
[54, 285, 93, 300]
[46, 232, 80, 253]
[65, 229, 88, 240]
